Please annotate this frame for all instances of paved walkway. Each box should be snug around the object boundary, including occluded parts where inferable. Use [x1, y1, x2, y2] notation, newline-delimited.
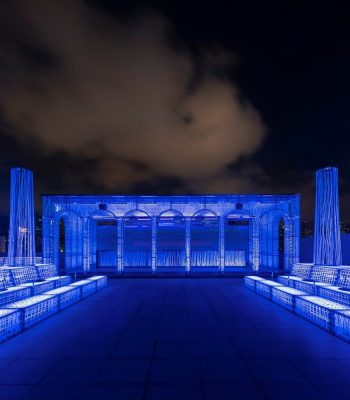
[1, 278, 350, 399]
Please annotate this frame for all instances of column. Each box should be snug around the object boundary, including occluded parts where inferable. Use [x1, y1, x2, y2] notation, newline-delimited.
[152, 217, 157, 274]
[219, 215, 225, 272]
[82, 217, 89, 272]
[313, 167, 342, 266]
[251, 220, 259, 272]
[117, 218, 123, 273]
[8, 168, 36, 266]
[185, 217, 191, 273]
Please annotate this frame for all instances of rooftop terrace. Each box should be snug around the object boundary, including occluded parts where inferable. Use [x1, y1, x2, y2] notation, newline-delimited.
[1, 278, 350, 400]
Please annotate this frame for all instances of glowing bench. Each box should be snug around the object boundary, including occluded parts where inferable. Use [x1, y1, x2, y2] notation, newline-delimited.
[36, 264, 71, 287]
[277, 263, 313, 286]
[317, 285, 350, 306]
[11, 266, 70, 295]
[271, 286, 308, 312]
[5, 295, 59, 329]
[87, 276, 108, 290]
[0, 286, 32, 307]
[19, 280, 56, 295]
[334, 310, 350, 342]
[0, 268, 15, 287]
[69, 279, 97, 298]
[244, 276, 265, 291]
[285, 267, 339, 294]
[45, 286, 81, 310]
[0, 268, 32, 306]
[0, 309, 21, 343]
[255, 280, 283, 300]
[294, 296, 349, 332]
[318, 268, 350, 306]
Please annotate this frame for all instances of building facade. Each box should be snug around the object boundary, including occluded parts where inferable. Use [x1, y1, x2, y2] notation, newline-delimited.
[42, 194, 300, 274]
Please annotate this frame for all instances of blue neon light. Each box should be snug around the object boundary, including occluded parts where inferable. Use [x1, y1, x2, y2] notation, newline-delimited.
[42, 194, 300, 273]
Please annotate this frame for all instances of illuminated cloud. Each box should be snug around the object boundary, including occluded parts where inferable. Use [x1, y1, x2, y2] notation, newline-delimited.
[0, 0, 266, 193]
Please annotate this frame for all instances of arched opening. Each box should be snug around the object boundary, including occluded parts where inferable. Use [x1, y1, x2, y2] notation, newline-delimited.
[89, 210, 117, 269]
[259, 209, 293, 273]
[225, 212, 252, 272]
[123, 210, 152, 273]
[54, 211, 83, 272]
[190, 210, 219, 272]
[157, 210, 186, 273]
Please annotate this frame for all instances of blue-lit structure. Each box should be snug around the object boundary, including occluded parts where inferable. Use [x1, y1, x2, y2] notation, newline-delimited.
[0, 262, 107, 343]
[42, 194, 300, 273]
[7, 168, 36, 266]
[313, 167, 342, 266]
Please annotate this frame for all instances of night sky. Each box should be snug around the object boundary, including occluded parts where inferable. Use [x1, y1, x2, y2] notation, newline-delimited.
[1, 0, 350, 220]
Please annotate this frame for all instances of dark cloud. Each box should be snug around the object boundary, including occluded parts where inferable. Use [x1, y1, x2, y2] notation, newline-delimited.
[0, 0, 267, 201]
[1, 0, 346, 222]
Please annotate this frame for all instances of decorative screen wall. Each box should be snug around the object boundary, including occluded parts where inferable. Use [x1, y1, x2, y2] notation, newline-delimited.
[42, 194, 300, 274]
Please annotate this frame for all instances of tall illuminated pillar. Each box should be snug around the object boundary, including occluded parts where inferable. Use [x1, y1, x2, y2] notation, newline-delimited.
[313, 167, 342, 266]
[7, 168, 36, 266]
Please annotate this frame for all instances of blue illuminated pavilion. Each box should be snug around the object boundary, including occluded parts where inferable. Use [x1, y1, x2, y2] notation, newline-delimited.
[42, 194, 300, 274]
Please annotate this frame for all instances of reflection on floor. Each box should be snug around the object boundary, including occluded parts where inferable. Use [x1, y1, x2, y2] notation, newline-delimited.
[1, 278, 350, 400]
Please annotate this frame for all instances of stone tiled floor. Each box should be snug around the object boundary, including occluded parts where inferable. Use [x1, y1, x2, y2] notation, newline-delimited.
[1, 278, 350, 399]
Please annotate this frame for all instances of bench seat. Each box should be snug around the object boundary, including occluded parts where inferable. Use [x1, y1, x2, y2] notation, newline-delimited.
[317, 285, 350, 306]
[19, 280, 56, 295]
[0, 309, 21, 343]
[294, 296, 349, 331]
[0, 286, 32, 307]
[255, 280, 283, 299]
[4, 295, 59, 329]
[293, 280, 331, 294]
[69, 280, 97, 298]
[334, 310, 350, 342]
[44, 276, 72, 288]
[45, 286, 81, 310]
[271, 286, 308, 312]
[244, 276, 265, 291]
[87, 276, 108, 290]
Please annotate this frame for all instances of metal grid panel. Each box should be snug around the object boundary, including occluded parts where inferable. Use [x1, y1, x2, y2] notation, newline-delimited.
[5, 295, 59, 329]
[36, 264, 57, 279]
[0, 286, 32, 307]
[311, 266, 339, 284]
[57, 276, 72, 287]
[11, 266, 39, 285]
[271, 286, 307, 312]
[70, 280, 97, 298]
[0, 268, 14, 288]
[318, 286, 350, 306]
[294, 296, 348, 331]
[293, 280, 330, 295]
[283, 276, 303, 288]
[21, 280, 56, 295]
[338, 269, 350, 289]
[45, 286, 81, 310]
[44, 277, 64, 288]
[277, 276, 291, 286]
[43, 194, 300, 274]
[87, 276, 108, 290]
[244, 276, 265, 291]
[334, 311, 350, 342]
[255, 280, 283, 299]
[290, 263, 313, 279]
[0, 309, 21, 343]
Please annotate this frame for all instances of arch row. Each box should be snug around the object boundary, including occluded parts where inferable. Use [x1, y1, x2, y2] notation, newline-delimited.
[44, 206, 298, 273]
